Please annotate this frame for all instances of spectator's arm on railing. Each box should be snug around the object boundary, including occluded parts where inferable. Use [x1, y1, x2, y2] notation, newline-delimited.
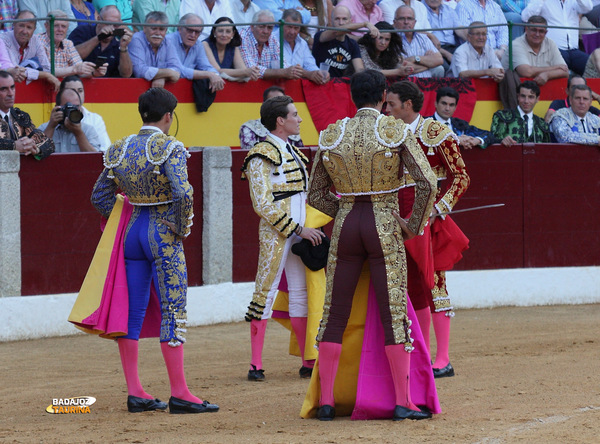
[515, 64, 569, 85]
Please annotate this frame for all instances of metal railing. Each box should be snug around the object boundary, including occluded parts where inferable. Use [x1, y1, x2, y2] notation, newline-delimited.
[1, 15, 596, 75]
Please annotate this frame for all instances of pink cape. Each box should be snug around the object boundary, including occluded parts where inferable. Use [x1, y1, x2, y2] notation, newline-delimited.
[351, 282, 442, 419]
[68, 196, 161, 339]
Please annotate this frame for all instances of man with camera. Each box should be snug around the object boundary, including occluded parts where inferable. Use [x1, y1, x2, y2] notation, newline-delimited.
[70, 5, 134, 78]
[39, 88, 102, 153]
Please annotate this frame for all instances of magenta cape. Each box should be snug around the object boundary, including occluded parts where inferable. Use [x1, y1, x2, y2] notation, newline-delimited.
[301, 270, 441, 419]
[68, 195, 161, 339]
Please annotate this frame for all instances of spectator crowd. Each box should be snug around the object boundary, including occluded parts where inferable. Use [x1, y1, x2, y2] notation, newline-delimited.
[2, 0, 600, 155]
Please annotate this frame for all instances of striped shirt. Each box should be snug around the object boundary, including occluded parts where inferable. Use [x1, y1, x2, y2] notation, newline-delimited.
[457, 0, 508, 50]
[402, 33, 440, 78]
[39, 33, 82, 69]
[240, 26, 282, 78]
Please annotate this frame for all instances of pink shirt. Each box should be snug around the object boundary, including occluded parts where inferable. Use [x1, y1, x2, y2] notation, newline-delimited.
[338, 0, 384, 36]
[0, 39, 14, 70]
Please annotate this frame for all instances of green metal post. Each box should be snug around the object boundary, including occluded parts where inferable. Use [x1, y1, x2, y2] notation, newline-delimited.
[49, 15, 55, 76]
[279, 19, 284, 69]
[507, 22, 513, 71]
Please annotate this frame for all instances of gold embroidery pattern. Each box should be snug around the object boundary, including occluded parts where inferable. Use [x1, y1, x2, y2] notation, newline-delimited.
[246, 218, 287, 320]
[371, 194, 410, 344]
[399, 132, 437, 235]
[435, 134, 470, 214]
[376, 114, 408, 147]
[307, 149, 339, 219]
[432, 270, 454, 315]
[245, 157, 298, 238]
[319, 119, 346, 150]
[316, 202, 350, 342]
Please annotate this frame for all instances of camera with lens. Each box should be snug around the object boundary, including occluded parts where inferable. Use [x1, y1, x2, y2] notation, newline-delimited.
[60, 102, 83, 125]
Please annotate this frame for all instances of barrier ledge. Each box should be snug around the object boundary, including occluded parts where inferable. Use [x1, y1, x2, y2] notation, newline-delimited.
[1, 267, 599, 342]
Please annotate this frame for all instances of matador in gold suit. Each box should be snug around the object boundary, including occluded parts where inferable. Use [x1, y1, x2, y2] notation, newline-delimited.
[306, 70, 437, 421]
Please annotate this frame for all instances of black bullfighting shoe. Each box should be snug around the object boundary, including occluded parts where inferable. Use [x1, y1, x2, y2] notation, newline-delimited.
[299, 366, 313, 378]
[248, 364, 265, 381]
[432, 363, 455, 378]
[317, 404, 335, 421]
[127, 395, 168, 413]
[393, 405, 432, 421]
[168, 397, 220, 414]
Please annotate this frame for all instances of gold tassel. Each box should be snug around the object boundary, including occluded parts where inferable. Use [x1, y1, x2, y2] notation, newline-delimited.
[153, 165, 160, 175]
[427, 146, 435, 156]
[107, 168, 114, 178]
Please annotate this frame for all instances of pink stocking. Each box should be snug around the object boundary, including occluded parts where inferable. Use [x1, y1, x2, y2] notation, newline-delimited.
[432, 311, 451, 369]
[415, 307, 431, 352]
[318, 341, 342, 406]
[250, 319, 268, 370]
[118, 338, 152, 399]
[290, 317, 312, 368]
[160, 342, 202, 403]
[385, 344, 418, 410]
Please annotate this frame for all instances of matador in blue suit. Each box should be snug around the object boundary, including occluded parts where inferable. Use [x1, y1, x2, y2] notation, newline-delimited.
[91, 88, 218, 415]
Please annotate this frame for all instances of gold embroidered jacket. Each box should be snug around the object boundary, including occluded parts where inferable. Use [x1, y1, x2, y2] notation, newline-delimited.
[241, 135, 309, 238]
[410, 117, 470, 215]
[308, 108, 437, 236]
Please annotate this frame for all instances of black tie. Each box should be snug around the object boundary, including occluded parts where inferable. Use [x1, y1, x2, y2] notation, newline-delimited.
[523, 114, 530, 137]
[4, 114, 16, 140]
[580, 119, 586, 133]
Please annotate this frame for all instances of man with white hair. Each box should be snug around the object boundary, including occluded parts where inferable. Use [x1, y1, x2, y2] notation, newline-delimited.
[129, 11, 181, 87]
[166, 13, 225, 92]
[240, 10, 303, 80]
[40, 10, 107, 78]
[180, 0, 233, 41]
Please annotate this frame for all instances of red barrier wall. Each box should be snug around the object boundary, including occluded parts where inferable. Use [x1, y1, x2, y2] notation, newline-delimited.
[19, 152, 203, 296]
[19, 144, 600, 295]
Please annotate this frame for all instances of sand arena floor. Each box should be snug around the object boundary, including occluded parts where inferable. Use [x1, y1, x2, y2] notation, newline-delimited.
[0, 304, 598, 443]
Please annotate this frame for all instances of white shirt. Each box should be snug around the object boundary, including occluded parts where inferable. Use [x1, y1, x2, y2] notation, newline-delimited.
[522, 0, 593, 50]
[517, 106, 534, 136]
[82, 106, 111, 151]
[230, 0, 261, 27]
[406, 114, 421, 134]
[450, 41, 502, 78]
[380, 0, 432, 31]
[284, 36, 318, 71]
[180, 0, 233, 41]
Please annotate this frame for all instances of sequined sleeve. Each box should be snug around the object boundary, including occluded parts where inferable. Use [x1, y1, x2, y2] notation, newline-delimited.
[245, 156, 299, 238]
[435, 136, 470, 214]
[91, 167, 119, 219]
[164, 143, 194, 238]
[400, 132, 436, 235]
[307, 148, 339, 219]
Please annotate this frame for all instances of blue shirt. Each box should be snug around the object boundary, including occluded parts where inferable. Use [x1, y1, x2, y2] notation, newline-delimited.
[165, 32, 217, 80]
[284, 36, 318, 71]
[456, 0, 508, 50]
[425, 2, 460, 47]
[128, 31, 181, 80]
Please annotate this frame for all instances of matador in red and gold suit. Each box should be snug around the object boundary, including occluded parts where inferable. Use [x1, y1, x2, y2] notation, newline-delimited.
[388, 81, 470, 380]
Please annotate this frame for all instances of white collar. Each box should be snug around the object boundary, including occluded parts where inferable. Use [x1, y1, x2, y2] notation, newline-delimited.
[407, 114, 421, 134]
[267, 132, 287, 149]
[517, 106, 533, 120]
[434, 111, 450, 125]
[141, 125, 163, 133]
